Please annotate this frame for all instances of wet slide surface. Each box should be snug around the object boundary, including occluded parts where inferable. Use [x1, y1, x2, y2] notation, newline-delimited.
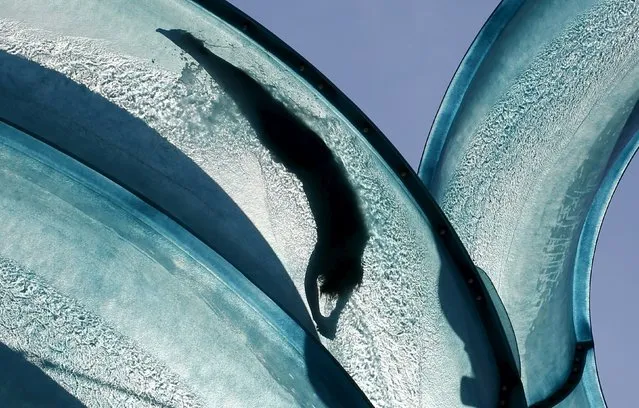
[0, 0, 509, 406]
[421, 0, 639, 405]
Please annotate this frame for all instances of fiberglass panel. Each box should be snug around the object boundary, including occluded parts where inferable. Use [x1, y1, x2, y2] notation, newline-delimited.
[1, 1, 501, 406]
[420, 0, 639, 403]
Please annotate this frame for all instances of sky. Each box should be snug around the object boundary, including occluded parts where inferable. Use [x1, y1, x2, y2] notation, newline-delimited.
[227, 0, 636, 406]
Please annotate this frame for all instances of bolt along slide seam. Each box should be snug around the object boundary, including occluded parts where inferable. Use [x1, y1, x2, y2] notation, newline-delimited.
[416, 0, 625, 405]
[187, 0, 526, 404]
[530, 341, 594, 407]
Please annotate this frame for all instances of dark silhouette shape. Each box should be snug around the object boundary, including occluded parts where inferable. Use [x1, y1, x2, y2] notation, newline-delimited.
[0, 49, 315, 334]
[157, 29, 370, 338]
[0, 44, 373, 407]
[0, 342, 86, 407]
[437, 255, 501, 407]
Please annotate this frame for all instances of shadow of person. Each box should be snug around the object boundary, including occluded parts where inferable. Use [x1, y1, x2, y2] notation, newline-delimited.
[0, 49, 314, 333]
[157, 29, 370, 339]
[306, 242, 362, 340]
[437, 249, 500, 407]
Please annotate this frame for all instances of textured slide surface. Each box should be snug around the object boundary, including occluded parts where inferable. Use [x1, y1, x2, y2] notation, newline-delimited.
[420, 0, 639, 404]
[0, 1, 507, 406]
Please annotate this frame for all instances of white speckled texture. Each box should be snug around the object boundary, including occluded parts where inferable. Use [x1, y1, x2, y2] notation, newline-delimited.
[0, 257, 203, 408]
[0, 122, 357, 407]
[426, 0, 639, 403]
[0, 2, 497, 406]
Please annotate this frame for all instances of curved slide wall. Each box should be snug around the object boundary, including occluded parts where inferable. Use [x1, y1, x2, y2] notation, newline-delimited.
[0, 1, 519, 406]
[420, 0, 639, 404]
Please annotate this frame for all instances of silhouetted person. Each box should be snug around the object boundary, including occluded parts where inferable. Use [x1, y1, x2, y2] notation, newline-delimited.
[159, 29, 369, 338]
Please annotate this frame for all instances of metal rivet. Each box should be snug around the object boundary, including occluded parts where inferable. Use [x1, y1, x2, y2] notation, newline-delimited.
[299, 64, 305, 72]
[242, 23, 249, 31]
[468, 278, 474, 284]
[318, 83, 324, 90]
[476, 295, 482, 301]
[363, 127, 369, 133]
[400, 170, 408, 178]
[438, 228, 446, 236]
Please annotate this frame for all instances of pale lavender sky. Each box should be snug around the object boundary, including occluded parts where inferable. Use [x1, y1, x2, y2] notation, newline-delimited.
[227, 0, 635, 405]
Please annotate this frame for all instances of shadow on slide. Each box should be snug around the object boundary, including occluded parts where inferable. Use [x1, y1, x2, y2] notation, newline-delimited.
[0, 49, 314, 334]
[157, 29, 370, 340]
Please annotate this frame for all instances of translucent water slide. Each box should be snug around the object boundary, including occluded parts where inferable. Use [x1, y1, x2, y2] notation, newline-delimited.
[1, 0, 629, 406]
[0, 120, 370, 407]
[0, 0, 519, 406]
[421, 0, 639, 405]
